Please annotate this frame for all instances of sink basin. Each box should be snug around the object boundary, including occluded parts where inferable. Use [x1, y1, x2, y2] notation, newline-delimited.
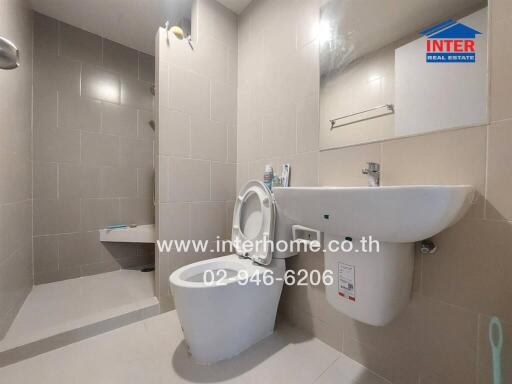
[273, 185, 474, 243]
[272, 184, 474, 326]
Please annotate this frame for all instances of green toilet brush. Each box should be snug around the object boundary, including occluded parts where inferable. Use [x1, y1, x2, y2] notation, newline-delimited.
[489, 316, 503, 384]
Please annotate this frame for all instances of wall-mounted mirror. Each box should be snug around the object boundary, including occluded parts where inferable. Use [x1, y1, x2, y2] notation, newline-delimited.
[319, 0, 488, 150]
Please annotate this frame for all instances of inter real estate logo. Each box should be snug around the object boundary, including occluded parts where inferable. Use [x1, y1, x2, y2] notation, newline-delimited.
[420, 19, 482, 63]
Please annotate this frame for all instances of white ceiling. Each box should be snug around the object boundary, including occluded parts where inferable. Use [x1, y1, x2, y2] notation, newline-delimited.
[216, 0, 253, 14]
[29, 0, 193, 55]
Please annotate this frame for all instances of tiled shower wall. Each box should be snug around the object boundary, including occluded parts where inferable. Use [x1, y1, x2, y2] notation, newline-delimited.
[237, 0, 511, 383]
[156, 0, 237, 306]
[0, 0, 33, 339]
[33, 13, 156, 284]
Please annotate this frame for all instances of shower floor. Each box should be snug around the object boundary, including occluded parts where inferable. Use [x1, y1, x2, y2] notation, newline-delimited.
[0, 270, 159, 365]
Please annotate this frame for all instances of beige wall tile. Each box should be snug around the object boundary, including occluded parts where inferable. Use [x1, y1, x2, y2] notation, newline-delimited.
[81, 132, 120, 166]
[101, 102, 138, 137]
[119, 198, 154, 224]
[168, 158, 211, 202]
[34, 54, 81, 96]
[159, 108, 190, 157]
[58, 231, 103, 268]
[137, 168, 155, 199]
[137, 109, 155, 139]
[120, 77, 154, 110]
[169, 65, 210, 117]
[103, 39, 139, 78]
[318, 143, 381, 187]
[422, 219, 512, 323]
[34, 198, 81, 235]
[381, 126, 487, 217]
[82, 65, 121, 104]
[34, 163, 58, 199]
[119, 137, 154, 169]
[297, 94, 319, 153]
[33, 236, 58, 274]
[190, 201, 226, 242]
[211, 80, 236, 125]
[34, 127, 81, 163]
[59, 164, 101, 198]
[101, 167, 138, 197]
[192, 35, 229, 83]
[60, 23, 102, 65]
[237, 120, 262, 162]
[190, 115, 227, 161]
[80, 198, 120, 231]
[261, 104, 297, 158]
[138, 53, 155, 83]
[59, 93, 102, 132]
[227, 124, 237, 163]
[486, 120, 512, 219]
[490, 16, 512, 121]
[211, 162, 236, 201]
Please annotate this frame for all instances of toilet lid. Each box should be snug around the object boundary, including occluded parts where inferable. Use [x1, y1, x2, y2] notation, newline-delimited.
[232, 180, 276, 265]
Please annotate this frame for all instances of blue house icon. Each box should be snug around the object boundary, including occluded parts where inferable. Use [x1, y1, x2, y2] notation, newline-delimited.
[420, 20, 482, 39]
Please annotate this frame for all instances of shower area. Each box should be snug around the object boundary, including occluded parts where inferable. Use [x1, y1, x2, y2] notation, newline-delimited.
[0, 10, 159, 364]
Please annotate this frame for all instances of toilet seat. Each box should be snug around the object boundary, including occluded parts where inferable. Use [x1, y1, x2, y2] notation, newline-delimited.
[231, 180, 275, 265]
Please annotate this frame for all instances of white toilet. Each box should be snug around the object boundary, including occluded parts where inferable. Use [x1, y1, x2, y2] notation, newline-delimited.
[169, 180, 295, 364]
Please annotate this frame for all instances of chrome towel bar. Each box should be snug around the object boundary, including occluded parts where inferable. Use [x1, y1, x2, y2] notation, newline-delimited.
[330, 104, 394, 130]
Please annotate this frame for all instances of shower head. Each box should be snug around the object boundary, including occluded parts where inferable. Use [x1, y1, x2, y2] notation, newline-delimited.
[170, 25, 185, 40]
[0, 36, 19, 70]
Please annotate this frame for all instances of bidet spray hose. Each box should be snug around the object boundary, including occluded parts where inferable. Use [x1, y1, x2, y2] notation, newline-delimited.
[489, 316, 503, 384]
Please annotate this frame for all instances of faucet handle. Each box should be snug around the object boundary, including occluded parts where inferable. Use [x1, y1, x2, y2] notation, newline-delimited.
[362, 162, 380, 174]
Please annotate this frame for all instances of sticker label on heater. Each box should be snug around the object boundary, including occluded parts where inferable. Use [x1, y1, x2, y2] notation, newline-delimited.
[338, 262, 355, 301]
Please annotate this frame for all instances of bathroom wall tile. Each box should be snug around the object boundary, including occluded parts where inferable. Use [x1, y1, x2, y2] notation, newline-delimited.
[0, 202, 31, 264]
[59, 164, 101, 198]
[211, 162, 236, 201]
[59, 93, 101, 132]
[82, 65, 121, 104]
[81, 132, 120, 167]
[422, 219, 512, 323]
[80, 198, 120, 231]
[157, 156, 169, 204]
[101, 102, 138, 137]
[211, 81, 236, 125]
[33, 13, 58, 57]
[318, 143, 381, 187]
[197, 0, 237, 48]
[138, 53, 155, 83]
[137, 168, 155, 199]
[34, 163, 58, 199]
[490, 16, 512, 121]
[60, 23, 102, 65]
[168, 158, 211, 202]
[190, 115, 227, 161]
[33, 89, 58, 132]
[58, 231, 103, 268]
[236, 163, 249, 193]
[477, 315, 511, 384]
[486, 120, 512, 220]
[138, 109, 155, 139]
[0, 246, 32, 325]
[102, 39, 139, 78]
[80, 260, 120, 276]
[100, 241, 138, 262]
[119, 137, 154, 169]
[159, 202, 190, 242]
[34, 53, 81, 96]
[419, 297, 478, 383]
[261, 104, 297, 158]
[295, 0, 319, 49]
[343, 335, 420, 384]
[101, 167, 138, 197]
[381, 126, 486, 217]
[33, 236, 58, 274]
[192, 35, 229, 84]
[157, 61, 170, 108]
[190, 201, 226, 242]
[237, 120, 262, 162]
[34, 266, 82, 285]
[283, 152, 319, 186]
[159, 108, 190, 157]
[34, 198, 81, 235]
[225, 201, 235, 239]
[492, 0, 512, 22]
[34, 127, 81, 163]
[227, 124, 237, 163]
[121, 77, 154, 110]
[119, 198, 154, 225]
[296, 94, 319, 153]
[169, 65, 210, 117]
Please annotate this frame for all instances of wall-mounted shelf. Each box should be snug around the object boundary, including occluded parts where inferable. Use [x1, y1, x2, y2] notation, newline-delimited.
[100, 224, 156, 244]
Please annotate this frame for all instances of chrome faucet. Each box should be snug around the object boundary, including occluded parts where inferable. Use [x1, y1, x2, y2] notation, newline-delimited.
[362, 162, 380, 187]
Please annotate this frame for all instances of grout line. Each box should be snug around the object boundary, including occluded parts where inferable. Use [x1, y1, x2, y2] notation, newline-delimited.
[483, 125, 490, 219]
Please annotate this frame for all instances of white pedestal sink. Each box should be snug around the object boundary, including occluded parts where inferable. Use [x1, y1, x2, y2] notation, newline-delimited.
[273, 185, 474, 326]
